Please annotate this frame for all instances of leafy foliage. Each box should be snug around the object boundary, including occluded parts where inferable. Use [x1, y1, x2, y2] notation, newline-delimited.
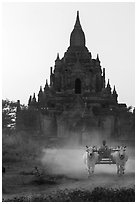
[2, 99, 17, 129]
[2, 99, 28, 131]
[2, 187, 135, 202]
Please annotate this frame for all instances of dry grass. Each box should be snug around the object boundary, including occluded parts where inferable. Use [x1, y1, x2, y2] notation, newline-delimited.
[2, 187, 135, 202]
[2, 131, 43, 164]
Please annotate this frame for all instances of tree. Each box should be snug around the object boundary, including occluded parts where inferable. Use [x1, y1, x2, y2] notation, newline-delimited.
[2, 99, 17, 130]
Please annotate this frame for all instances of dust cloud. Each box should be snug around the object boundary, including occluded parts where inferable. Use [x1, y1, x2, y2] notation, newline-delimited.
[40, 137, 135, 179]
[41, 147, 85, 177]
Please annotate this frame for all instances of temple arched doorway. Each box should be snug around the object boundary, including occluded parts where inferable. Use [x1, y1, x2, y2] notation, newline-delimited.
[75, 78, 81, 94]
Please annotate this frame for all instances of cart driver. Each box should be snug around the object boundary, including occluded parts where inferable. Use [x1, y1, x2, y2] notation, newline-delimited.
[101, 140, 108, 151]
[98, 140, 109, 159]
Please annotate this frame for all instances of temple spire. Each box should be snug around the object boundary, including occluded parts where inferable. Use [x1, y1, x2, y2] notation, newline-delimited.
[33, 93, 36, 102]
[107, 79, 110, 87]
[56, 53, 60, 60]
[74, 11, 81, 29]
[46, 79, 48, 86]
[113, 85, 117, 95]
[96, 54, 100, 61]
[113, 85, 116, 92]
[106, 79, 111, 94]
[113, 85, 118, 102]
[102, 68, 106, 88]
[40, 86, 42, 92]
[70, 11, 86, 47]
[28, 95, 32, 106]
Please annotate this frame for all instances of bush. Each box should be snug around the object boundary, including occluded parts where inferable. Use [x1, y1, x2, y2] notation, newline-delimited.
[2, 131, 41, 163]
[2, 187, 135, 202]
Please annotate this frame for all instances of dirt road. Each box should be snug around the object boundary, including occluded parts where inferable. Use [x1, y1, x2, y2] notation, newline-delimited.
[3, 148, 135, 200]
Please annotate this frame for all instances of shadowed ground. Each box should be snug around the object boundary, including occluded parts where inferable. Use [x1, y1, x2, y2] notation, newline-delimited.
[2, 132, 135, 201]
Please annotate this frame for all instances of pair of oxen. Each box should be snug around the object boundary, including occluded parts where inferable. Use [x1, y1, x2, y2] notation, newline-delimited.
[83, 145, 128, 176]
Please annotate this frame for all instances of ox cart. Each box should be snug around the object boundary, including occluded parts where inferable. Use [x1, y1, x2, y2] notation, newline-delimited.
[84, 141, 128, 175]
[95, 147, 119, 164]
[93, 140, 119, 165]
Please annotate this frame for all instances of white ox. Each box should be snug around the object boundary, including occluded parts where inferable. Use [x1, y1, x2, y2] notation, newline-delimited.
[112, 146, 128, 175]
[83, 146, 99, 176]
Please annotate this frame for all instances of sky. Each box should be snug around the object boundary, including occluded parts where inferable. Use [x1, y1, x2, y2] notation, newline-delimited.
[2, 2, 135, 107]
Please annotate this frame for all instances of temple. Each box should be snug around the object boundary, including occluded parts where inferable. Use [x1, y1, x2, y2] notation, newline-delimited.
[17, 11, 130, 144]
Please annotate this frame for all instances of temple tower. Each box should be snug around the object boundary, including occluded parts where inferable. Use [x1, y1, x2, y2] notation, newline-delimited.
[26, 11, 124, 142]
